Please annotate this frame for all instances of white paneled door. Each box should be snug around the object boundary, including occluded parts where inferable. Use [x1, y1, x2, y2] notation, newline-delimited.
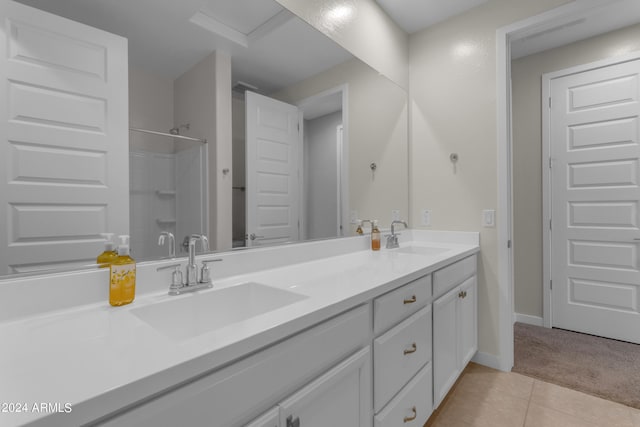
[0, 1, 129, 274]
[245, 91, 300, 247]
[549, 58, 640, 343]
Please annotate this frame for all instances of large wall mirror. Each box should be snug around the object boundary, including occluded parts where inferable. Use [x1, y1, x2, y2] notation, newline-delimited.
[3, 0, 408, 277]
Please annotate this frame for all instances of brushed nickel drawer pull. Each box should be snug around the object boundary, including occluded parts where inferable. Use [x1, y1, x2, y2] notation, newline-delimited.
[403, 295, 417, 304]
[403, 343, 417, 355]
[403, 406, 417, 423]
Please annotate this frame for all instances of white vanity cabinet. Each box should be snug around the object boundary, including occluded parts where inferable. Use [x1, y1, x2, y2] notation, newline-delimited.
[432, 255, 477, 408]
[245, 408, 278, 427]
[97, 305, 371, 427]
[372, 275, 433, 427]
[245, 347, 371, 427]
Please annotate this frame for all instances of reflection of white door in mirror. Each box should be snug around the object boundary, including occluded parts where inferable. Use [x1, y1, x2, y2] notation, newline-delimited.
[0, 1, 129, 274]
[245, 92, 300, 247]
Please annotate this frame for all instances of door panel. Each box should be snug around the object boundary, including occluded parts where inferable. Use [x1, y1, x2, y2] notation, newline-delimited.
[550, 59, 640, 343]
[0, 1, 129, 274]
[433, 286, 459, 408]
[245, 92, 300, 247]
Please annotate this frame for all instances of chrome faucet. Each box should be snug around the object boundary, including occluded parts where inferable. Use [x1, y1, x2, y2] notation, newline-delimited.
[156, 234, 221, 295]
[186, 236, 199, 285]
[186, 234, 209, 285]
[386, 220, 408, 249]
[158, 231, 175, 258]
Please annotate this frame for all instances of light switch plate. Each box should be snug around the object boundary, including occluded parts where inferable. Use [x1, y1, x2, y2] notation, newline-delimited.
[482, 209, 496, 227]
[391, 210, 400, 221]
[421, 209, 431, 226]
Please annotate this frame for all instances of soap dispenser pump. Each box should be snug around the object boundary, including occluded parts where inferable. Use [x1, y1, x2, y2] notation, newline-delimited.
[97, 233, 118, 268]
[109, 235, 136, 306]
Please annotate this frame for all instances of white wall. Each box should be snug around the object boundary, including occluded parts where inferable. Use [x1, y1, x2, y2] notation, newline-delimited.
[275, 58, 408, 231]
[274, 0, 408, 90]
[129, 66, 174, 154]
[408, 0, 570, 360]
[232, 95, 246, 245]
[174, 51, 233, 251]
[305, 111, 342, 239]
[511, 23, 640, 318]
[129, 66, 176, 259]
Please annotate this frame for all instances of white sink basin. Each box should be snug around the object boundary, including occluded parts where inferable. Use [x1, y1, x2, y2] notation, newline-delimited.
[132, 282, 308, 341]
[395, 246, 451, 256]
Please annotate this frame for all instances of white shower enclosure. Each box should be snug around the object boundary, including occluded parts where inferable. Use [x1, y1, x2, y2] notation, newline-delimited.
[130, 139, 208, 260]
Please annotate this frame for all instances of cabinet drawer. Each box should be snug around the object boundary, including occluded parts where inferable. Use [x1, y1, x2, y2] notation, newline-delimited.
[98, 305, 371, 427]
[374, 363, 433, 427]
[373, 305, 432, 412]
[373, 274, 431, 335]
[433, 255, 476, 297]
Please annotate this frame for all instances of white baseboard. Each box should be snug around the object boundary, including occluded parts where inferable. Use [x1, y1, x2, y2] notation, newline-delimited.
[514, 313, 544, 327]
[471, 351, 502, 371]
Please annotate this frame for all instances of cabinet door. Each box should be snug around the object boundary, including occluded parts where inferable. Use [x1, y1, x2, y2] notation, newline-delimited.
[433, 286, 460, 409]
[459, 276, 477, 367]
[245, 407, 279, 427]
[279, 347, 371, 427]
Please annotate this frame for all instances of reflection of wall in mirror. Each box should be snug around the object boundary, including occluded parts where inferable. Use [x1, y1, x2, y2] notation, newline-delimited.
[274, 58, 409, 233]
[232, 95, 247, 247]
[305, 111, 342, 240]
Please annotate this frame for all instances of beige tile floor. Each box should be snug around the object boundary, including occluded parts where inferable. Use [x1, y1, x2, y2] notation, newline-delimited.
[426, 363, 640, 427]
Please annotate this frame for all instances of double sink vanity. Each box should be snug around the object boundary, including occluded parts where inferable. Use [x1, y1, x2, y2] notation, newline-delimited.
[0, 230, 479, 427]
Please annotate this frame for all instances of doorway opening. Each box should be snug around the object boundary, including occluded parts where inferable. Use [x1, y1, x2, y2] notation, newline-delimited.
[231, 85, 347, 248]
[498, 0, 640, 370]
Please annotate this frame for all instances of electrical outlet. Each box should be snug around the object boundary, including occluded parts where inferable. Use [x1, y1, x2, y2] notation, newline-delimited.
[391, 209, 400, 221]
[350, 211, 358, 224]
[482, 209, 496, 227]
[421, 209, 431, 226]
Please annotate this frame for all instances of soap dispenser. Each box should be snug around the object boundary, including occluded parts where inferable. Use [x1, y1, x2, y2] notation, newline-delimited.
[109, 235, 136, 306]
[97, 233, 118, 268]
[371, 220, 381, 251]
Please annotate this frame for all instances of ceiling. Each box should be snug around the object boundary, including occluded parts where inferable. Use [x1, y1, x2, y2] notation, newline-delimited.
[15, 0, 640, 92]
[15, 0, 353, 94]
[375, 0, 488, 34]
[375, 0, 640, 59]
[510, 0, 640, 59]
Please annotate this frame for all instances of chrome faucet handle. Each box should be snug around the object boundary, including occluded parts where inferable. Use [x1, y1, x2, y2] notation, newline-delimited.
[157, 263, 184, 294]
[200, 258, 222, 284]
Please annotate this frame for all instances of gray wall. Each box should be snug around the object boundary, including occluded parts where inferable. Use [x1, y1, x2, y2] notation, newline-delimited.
[305, 111, 343, 240]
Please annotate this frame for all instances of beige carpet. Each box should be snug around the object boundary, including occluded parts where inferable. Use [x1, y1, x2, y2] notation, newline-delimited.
[513, 322, 640, 409]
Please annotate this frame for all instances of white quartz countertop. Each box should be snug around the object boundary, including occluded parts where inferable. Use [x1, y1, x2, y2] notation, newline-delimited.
[0, 231, 478, 426]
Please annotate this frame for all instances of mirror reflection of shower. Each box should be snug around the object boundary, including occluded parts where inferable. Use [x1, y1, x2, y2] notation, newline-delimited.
[129, 125, 208, 260]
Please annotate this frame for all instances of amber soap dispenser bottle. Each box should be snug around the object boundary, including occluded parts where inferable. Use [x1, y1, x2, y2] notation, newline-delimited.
[110, 235, 136, 306]
[371, 220, 381, 251]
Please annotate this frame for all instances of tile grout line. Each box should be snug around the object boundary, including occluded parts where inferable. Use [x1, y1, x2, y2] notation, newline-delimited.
[521, 379, 536, 427]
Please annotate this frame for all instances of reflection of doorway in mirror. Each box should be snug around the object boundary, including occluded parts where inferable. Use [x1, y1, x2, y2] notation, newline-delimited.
[233, 87, 347, 248]
[299, 87, 347, 241]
